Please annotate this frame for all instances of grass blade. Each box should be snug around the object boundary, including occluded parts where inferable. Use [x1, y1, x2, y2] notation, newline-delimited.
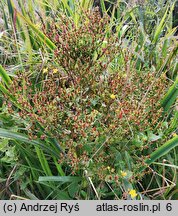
[139, 136, 178, 172]
[158, 44, 178, 73]
[60, 0, 74, 17]
[161, 78, 178, 112]
[16, 10, 56, 51]
[0, 128, 59, 158]
[35, 146, 53, 176]
[0, 65, 12, 87]
[153, 6, 169, 44]
[38, 176, 82, 182]
[0, 83, 22, 109]
[100, 0, 106, 14]
[53, 157, 65, 176]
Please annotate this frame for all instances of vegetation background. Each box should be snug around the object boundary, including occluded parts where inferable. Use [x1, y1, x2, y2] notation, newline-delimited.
[0, 0, 178, 200]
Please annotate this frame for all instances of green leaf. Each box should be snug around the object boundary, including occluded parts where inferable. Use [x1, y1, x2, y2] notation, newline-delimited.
[152, 162, 178, 170]
[158, 44, 178, 74]
[38, 176, 82, 183]
[53, 157, 65, 176]
[123, 179, 133, 191]
[0, 128, 59, 158]
[124, 151, 132, 170]
[7, 0, 14, 20]
[23, 189, 39, 200]
[139, 136, 178, 172]
[148, 132, 162, 142]
[68, 182, 79, 198]
[35, 147, 53, 176]
[153, 6, 169, 44]
[0, 82, 21, 109]
[61, 0, 74, 17]
[0, 65, 12, 87]
[167, 112, 178, 134]
[16, 11, 56, 51]
[56, 191, 71, 200]
[100, 0, 106, 14]
[0, 139, 8, 151]
[161, 78, 178, 112]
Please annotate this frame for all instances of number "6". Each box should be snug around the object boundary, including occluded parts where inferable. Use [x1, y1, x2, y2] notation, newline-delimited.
[166, 203, 172, 211]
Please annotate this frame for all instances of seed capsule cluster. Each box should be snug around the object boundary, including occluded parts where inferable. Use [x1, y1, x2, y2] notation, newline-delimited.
[6, 9, 170, 181]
